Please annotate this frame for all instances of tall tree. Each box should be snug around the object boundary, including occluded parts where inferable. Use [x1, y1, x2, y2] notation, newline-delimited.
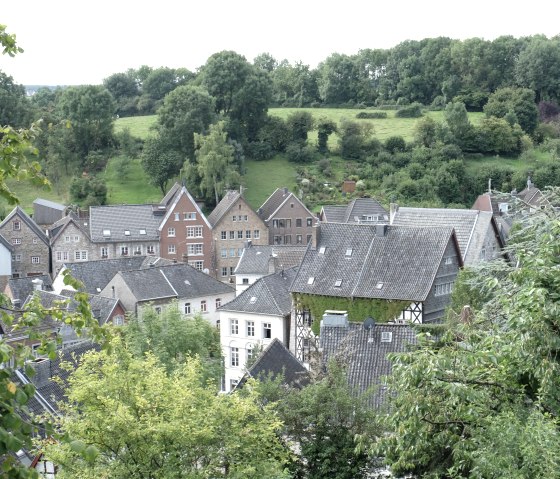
[484, 87, 538, 135]
[141, 135, 183, 194]
[0, 70, 32, 127]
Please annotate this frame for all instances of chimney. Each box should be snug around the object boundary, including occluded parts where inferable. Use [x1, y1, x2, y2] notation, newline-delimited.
[28, 357, 51, 389]
[488, 178, 492, 194]
[312, 223, 321, 248]
[268, 255, 277, 274]
[389, 203, 399, 224]
[283, 187, 288, 195]
[375, 224, 388, 237]
[32, 278, 44, 291]
[239, 185, 244, 196]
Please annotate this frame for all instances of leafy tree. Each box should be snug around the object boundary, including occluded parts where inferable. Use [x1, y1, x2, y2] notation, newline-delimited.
[0, 70, 33, 128]
[56, 85, 116, 157]
[44, 344, 290, 479]
[103, 72, 139, 117]
[380, 202, 560, 478]
[253, 52, 277, 72]
[255, 115, 291, 153]
[69, 175, 107, 207]
[384, 136, 406, 154]
[414, 115, 438, 147]
[316, 117, 337, 153]
[317, 53, 359, 105]
[285, 141, 316, 164]
[187, 121, 240, 205]
[484, 87, 538, 135]
[476, 116, 523, 154]
[141, 136, 183, 194]
[286, 110, 314, 143]
[125, 306, 223, 382]
[337, 119, 374, 160]
[141, 66, 192, 102]
[443, 101, 474, 149]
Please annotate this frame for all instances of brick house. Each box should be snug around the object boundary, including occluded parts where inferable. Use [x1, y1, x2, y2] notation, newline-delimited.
[157, 183, 213, 273]
[257, 187, 317, 245]
[207, 189, 268, 283]
[0, 206, 50, 278]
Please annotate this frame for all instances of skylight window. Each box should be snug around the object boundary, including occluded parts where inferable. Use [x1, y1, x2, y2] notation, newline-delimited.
[307, 277, 315, 285]
[381, 331, 393, 343]
[375, 282, 384, 289]
[345, 248, 353, 257]
[318, 246, 326, 255]
[124, 230, 130, 236]
[334, 279, 343, 287]
[102, 229, 111, 237]
[249, 296, 257, 304]
[139, 229, 146, 235]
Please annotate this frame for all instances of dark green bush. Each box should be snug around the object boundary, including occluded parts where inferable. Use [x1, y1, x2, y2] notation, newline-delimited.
[356, 111, 388, 119]
[395, 102, 424, 118]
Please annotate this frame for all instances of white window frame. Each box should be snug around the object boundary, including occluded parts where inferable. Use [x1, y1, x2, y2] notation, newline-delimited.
[230, 318, 239, 335]
[247, 321, 255, 337]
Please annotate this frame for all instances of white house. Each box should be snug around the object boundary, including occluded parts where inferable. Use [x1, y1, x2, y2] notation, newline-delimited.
[218, 268, 297, 392]
[0, 233, 13, 279]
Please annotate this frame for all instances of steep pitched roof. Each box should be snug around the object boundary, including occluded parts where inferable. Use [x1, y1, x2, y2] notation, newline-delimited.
[89, 204, 160, 242]
[0, 206, 49, 246]
[291, 223, 458, 301]
[7, 275, 53, 302]
[59, 289, 123, 325]
[235, 244, 308, 275]
[118, 263, 235, 302]
[258, 187, 315, 222]
[321, 198, 388, 224]
[237, 338, 310, 389]
[61, 257, 148, 294]
[0, 233, 13, 253]
[160, 182, 182, 207]
[48, 212, 90, 243]
[157, 185, 212, 230]
[320, 322, 418, 408]
[391, 207, 502, 263]
[207, 190, 242, 227]
[220, 267, 297, 316]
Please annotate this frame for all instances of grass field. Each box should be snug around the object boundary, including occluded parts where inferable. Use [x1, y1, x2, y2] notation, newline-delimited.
[114, 115, 157, 139]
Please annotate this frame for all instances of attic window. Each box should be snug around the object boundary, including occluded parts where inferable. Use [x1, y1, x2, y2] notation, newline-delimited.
[334, 279, 343, 287]
[124, 230, 130, 236]
[375, 282, 384, 289]
[318, 246, 326, 255]
[249, 296, 257, 304]
[381, 331, 393, 343]
[307, 277, 315, 285]
[345, 248, 353, 257]
[103, 229, 111, 237]
[139, 229, 146, 235]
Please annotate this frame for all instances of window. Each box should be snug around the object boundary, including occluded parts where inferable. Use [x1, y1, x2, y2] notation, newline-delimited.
[31, 256, 40, 264]
[216, 319, 220, 331]
[254, 230, 260, 239]
[229, 231, 235, 240]
[435, 282, 454, 296]
[221, 267, 228, 277]
[237, 248, 243, 257]
[168, 244, 176, 254]
[184, 303, 191, 314]
[290, 202, 294, 208]
[13, 254, 21, 262]
[101, 247, 108, 258]
[187, 243, 203, 255]
[230, 379, 238, 390]
[221, 231, 227, 240]
[189, 260, 204, 271]
[200, 300, 207, 312]
[334, 279, 343, 287]
[284, 235, 292, 244]
[247, 321, 255, 337]
[32, 238, 38, 244]
[306, 234, 312, 244]
[229, 248, 236, 257]
[123, 230, 130, 237]
[230, 347, 239, 367]
[13, 220, 20, 231]
[247, 345, 255, 360]
[139, 229, 146, 235]
[154, 306, 162, 315]
[56, 251, 62, 261]
[12, 238, 21, 245]
[307, 277, 315, 285]
[245, 230, 251, 239]
[184, 212, 196, 220]
[74, 251, 88, 261]
[121, 246, 129, 256]
[147, 245, 155, 255]
[113, 315, 124, 326]
[168, 227, 175, 237]
[444, 257, 453, 265]
[242, 278, 249, 285]
[273, 236, 282, 245]
[174, 213, 180, 221]
[64, 235, 70, 243]
[215, 298, 221, 309]
[187, 226, 203, 238]
[318, 246, 326, 254]
[221, 248, 227, 258]
[296, 234, 303, 244]
[272, 219, 279, 228]
[237, 230, 243, 239]
[134, 245, 142, 255]
[381, 331, 393, 343]
[345, 248, 353, 257]
[230, 319, 239, 335]
[243, 215, 248, 221]
[229, 266, 235, 276]
[103, 229, 111, 237]
[296, 218, 302, 227]
[307, 217, 313, 227]
[263, 323, 272, 339]
[232, 215, 237, 222]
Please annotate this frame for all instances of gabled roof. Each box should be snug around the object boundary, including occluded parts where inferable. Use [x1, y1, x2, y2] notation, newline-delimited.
[7, 275, 53, 302]
[0, 206, 49, 246]
[117, 263, 235, 302]
[48, 211, 90, 243]
[258, 187, 315, 222]
[321, 197, 388, 224]
[237, 338, 310, 390]
[320, 322, 418, 408]
[157, 185, 212, 230]
[60, 289, 124, 325]
[89, 204, 161, 242]
[60, 257, 148, 294]
[160, 182, 182, 207]
[235, 244, 308, 275]
[220, 267, 297, 316]
[0, 233, 13, 253]
[391, 207, 502, 264]
[207, 190, 243, 227]
[291, 223, 458, 301]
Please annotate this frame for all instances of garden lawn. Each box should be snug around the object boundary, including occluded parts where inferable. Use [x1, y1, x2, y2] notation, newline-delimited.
[115, 115, 157, 139]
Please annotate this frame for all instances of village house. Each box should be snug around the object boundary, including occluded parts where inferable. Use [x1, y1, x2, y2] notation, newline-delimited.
[0, 206, 51, 278]
[319, 197, 388, 224]
[218, 267, 297, 392]
[257, 187, 317, 245]
[48, 212, 93, 276]
[289, 222, 462, 363]
[207, 189, 268, 283]
[33, 198, 66, 227]
[101, 262, 235, 324]
[0, 234, 13, 288]
[4, 275, 53, 308]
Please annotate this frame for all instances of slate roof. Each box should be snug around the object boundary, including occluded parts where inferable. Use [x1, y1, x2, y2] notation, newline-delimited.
[291, 223, 458, 301]
[33, 198, 66, 211]
[391, 207, 501, 264]
[258, 187, 315, 223]
[60, 257, 148, 294]
[7, 275, 53, 302]
[207, 190, 242, 227]
[320, 321, 418, 408]
[220, 267, 297, 316]
[237, 338, 310, 389]
[118, 263, 235, 302]
[160, 182, 182, 206]
[48, 212, 90, 242]
[89, 204, 161, 242]
[59, 289, 123, 325]
[157, 185, 212, 231]
[321, 198, 388, 224]
[235, 244, 308, 275]
[0, 233, 13, 252]
[0, 206, 50, 246]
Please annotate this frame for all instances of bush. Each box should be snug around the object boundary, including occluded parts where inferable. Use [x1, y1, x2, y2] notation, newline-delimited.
[245, 141, 274, 161]
[395, 102, 424, 118]
[385, 136, 407, 154]
[70, 176, 108, 207]
[286, 141, 315, 164]
[356, 111, 388, 119]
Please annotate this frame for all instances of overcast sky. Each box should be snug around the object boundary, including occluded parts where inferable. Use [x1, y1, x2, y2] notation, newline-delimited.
[2, 0, 559, 86]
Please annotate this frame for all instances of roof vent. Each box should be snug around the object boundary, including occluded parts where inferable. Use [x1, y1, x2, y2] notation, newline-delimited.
[139, 229, 146, 235]
[184, 280, 191, 286]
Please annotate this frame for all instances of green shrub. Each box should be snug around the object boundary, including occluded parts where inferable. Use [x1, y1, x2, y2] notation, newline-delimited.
[395, 102, 424, 118]
[356, 111, 388, 119]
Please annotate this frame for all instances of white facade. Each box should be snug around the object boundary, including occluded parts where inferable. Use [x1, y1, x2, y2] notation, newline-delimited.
[0, 243, 12, 276]
[219, 310, 287, 392]
[178, 292, 234, 327]
[235, 273, 264, 296]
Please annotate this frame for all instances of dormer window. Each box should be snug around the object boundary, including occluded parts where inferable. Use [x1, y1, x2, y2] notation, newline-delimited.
[103, 229, 111, 237]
